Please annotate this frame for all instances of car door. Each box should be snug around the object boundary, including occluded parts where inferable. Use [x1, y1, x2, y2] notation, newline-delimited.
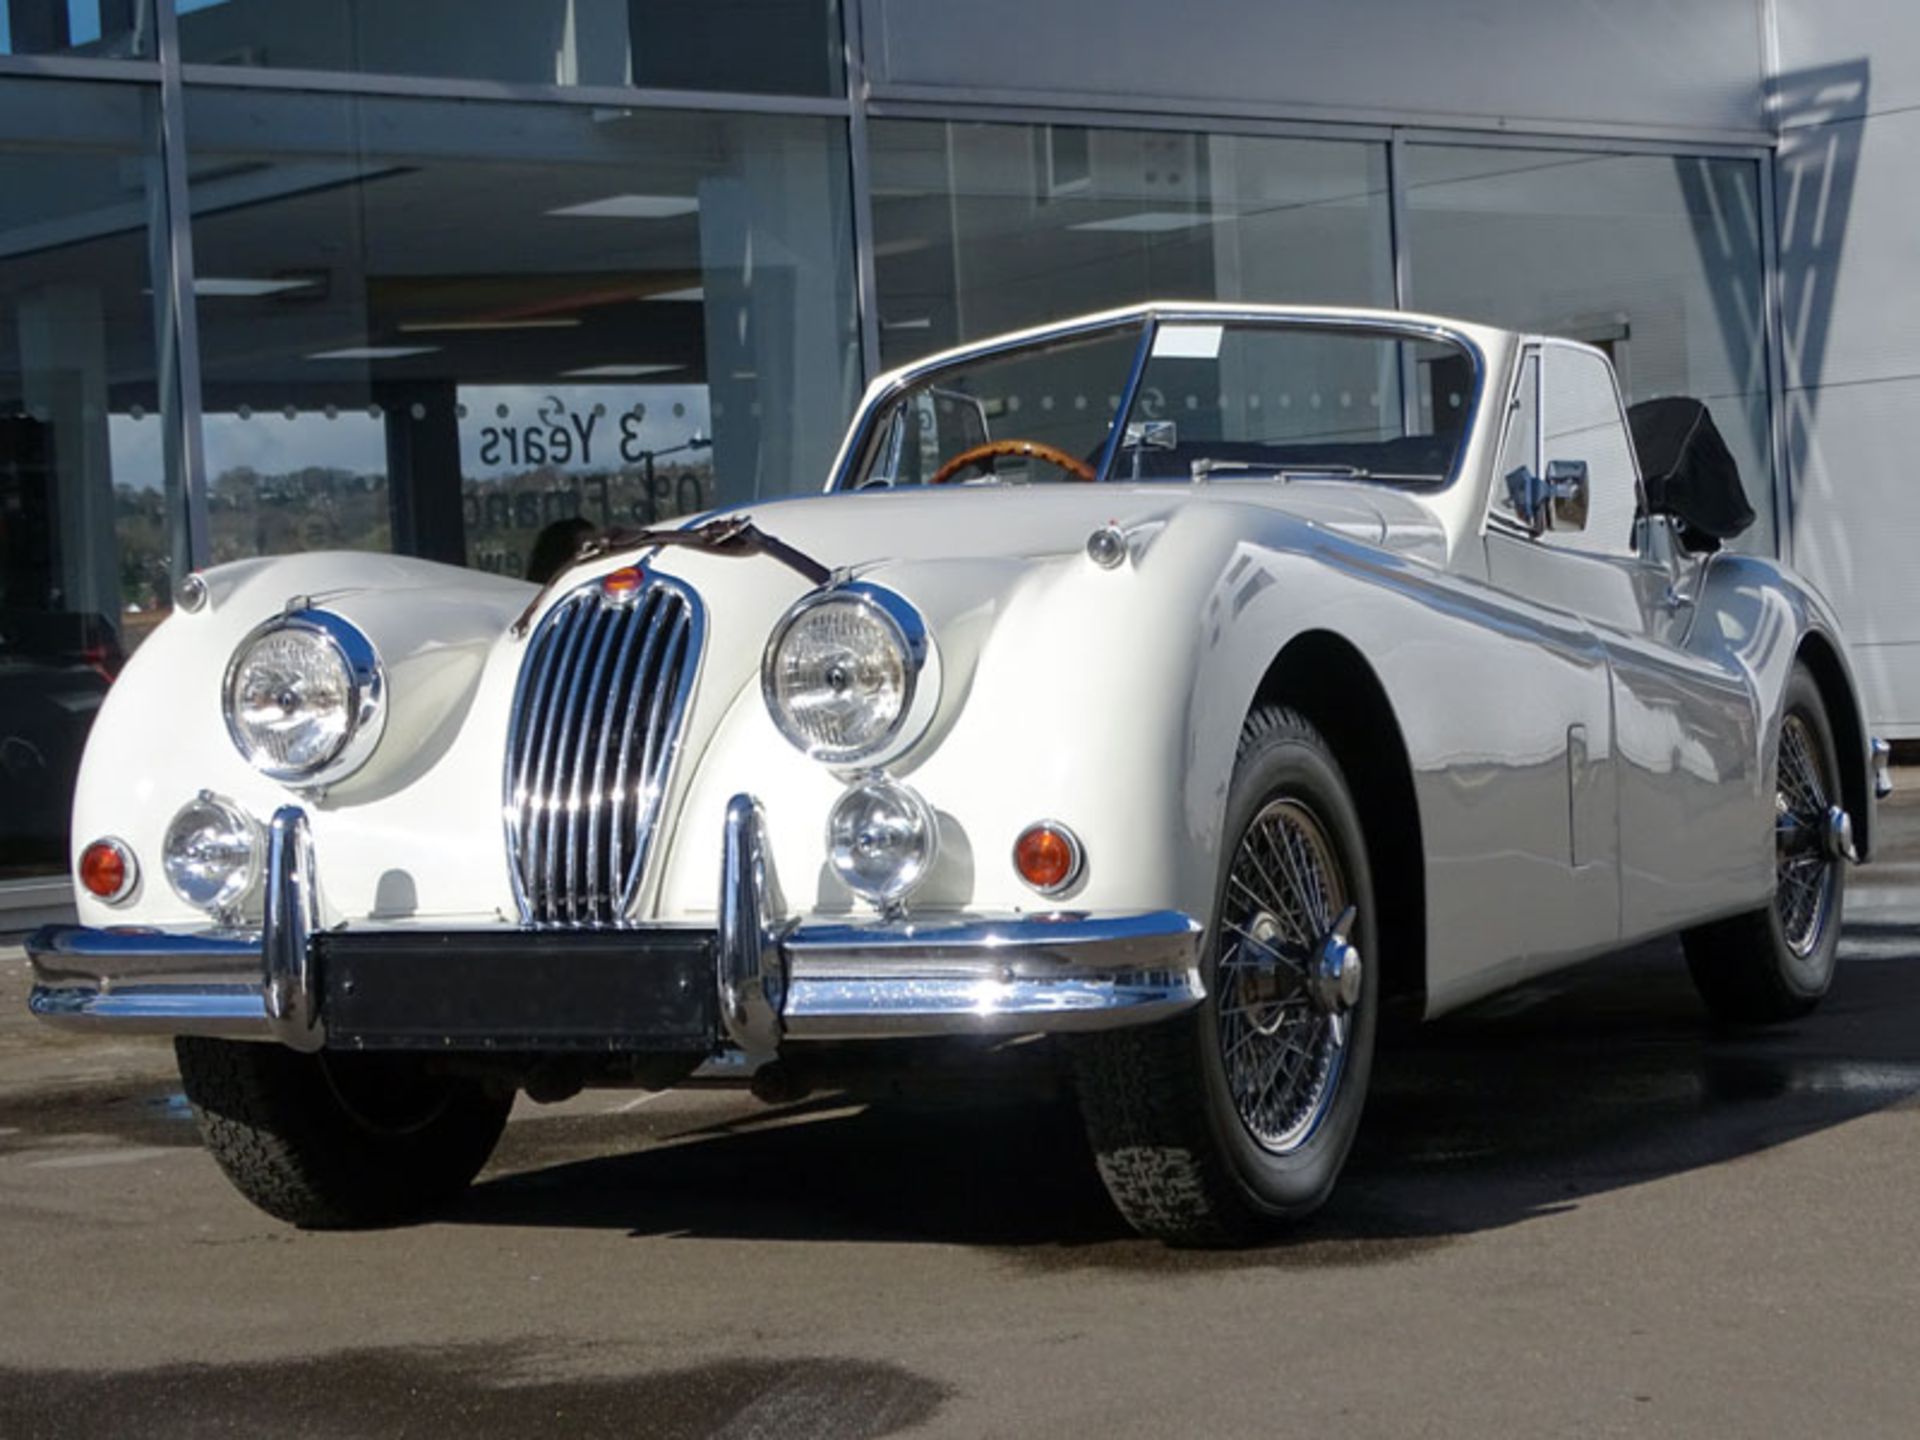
[1484, 340, 1758, 942]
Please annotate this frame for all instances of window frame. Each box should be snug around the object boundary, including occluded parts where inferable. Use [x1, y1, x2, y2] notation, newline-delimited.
[1486, 342, 1542, 538]
[1485, 334, 1647, 558]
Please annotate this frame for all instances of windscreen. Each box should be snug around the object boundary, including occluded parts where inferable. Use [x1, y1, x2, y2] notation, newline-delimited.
[1114, 322, 1476, 486]
[844, 318, 1475, 491]
[847, 325, 1144, 489]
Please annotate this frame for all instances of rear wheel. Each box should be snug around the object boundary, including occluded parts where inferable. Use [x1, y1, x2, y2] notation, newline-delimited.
[1684, 663, 1848, 1023]
[1072, 706, 1378, 1244]
[176, 1038, 512, 1228]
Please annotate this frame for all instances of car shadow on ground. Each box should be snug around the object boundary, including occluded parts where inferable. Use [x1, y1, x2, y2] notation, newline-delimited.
[453, 929, 1920, 1264]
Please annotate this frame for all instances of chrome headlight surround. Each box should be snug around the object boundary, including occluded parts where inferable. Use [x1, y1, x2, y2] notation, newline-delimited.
[761, 582, 940, 767]
[223, 608, 386, 787]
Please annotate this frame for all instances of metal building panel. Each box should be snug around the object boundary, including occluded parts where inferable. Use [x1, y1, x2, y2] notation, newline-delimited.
[1786, 373, 1920, 736]
[862, 0, 1767, 137]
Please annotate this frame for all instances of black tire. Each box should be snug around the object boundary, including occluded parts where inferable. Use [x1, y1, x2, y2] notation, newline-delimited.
[1071, 705, 1379, 1245]
[175, 1038, 513, 1228]
[1684, 663, 1847, 1024]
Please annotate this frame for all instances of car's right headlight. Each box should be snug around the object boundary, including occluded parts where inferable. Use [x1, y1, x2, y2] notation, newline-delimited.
[224, 609, 385, 785]
[761, 583, 939, 765]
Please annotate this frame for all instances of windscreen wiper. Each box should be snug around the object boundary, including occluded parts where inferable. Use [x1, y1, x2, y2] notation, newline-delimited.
[512, 516, 830, 636]
[1188, 459, 1437, 484]
[1190, 459, 1368, 482]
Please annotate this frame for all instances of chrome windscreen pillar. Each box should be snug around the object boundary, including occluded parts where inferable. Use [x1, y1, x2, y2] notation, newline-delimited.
[262, 805, 324, 1052]
[718, 794, 789, 1056]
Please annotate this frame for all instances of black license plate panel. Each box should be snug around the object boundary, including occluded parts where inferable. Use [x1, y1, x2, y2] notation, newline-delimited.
[317, 928, 718, 1052]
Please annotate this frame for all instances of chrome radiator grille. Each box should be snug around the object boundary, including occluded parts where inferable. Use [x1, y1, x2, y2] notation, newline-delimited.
[504, 574, 702, 926]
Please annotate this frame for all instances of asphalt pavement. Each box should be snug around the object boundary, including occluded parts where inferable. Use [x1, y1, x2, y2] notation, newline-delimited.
[4, 780, 1920, 1437]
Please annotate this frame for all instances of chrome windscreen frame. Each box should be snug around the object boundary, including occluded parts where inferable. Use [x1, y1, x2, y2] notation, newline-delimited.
[826, 303, 1489, 496]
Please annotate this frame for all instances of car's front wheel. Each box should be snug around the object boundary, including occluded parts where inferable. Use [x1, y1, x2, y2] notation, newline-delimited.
[1071, 704, 1378, 1244]
[175, 1038, 512, 1228]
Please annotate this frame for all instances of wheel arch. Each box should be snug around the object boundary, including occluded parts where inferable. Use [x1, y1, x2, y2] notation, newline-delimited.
[1794, 627, 1873, 859]
[1253, 630, 1426, 1021]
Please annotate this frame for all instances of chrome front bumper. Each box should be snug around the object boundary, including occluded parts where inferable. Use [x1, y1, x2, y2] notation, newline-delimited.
[27, 796, 1205, 1055]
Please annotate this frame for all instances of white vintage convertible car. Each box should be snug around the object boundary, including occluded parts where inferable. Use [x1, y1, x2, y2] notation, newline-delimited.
[27, 304, 1891, 1244]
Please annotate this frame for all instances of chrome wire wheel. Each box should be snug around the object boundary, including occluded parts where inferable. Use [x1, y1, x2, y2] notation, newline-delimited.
[1775, 712, 1838, 959]
[1071, 705, 1375, 1241]
[1216, 796, 1352, 1156]
[1682, 665, 1843, 1026]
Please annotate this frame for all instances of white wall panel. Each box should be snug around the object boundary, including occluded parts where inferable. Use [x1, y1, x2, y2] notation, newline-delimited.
[1775, 0, 1920, 122]
[863, 0, 1768, 136]
[1771, 3, 1920, 733]
[1775, 106, 1920, 393]
[1786, 374, 1920, 736]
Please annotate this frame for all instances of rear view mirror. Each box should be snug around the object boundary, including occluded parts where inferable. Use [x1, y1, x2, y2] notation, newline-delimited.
[1123, 420, 1178, 451]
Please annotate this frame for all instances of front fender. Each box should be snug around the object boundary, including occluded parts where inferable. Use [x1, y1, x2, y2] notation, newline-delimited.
[67, 552, 531, 930]
[657, 501, 1413, 927]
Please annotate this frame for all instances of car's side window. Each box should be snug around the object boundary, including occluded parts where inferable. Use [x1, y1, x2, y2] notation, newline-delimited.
[1491, 349, 1540, 527]
[1537, 346, 1639, 557]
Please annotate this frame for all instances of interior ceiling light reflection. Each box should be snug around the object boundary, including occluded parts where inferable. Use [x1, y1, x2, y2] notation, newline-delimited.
[304, 346, 441, 361]
[397, 318, 583, 333]
[1067, 210, 1219, 233]
[193, 277, 318, 297]
[560, 363, 682, 377]
[546, 193, 700, 219]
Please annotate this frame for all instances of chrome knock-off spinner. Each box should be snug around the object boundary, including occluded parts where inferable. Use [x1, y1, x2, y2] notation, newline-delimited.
[1308, 904, 1362, 1017]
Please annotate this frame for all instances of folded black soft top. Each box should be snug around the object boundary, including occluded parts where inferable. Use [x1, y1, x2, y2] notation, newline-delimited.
[1626, 397, 1755, 547]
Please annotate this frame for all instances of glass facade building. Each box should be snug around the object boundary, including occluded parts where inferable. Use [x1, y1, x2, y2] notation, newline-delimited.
[0, 0, 1780, 898]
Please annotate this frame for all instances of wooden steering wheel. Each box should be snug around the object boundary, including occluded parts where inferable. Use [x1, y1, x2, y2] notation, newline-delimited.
[927, 438, 1098, 486]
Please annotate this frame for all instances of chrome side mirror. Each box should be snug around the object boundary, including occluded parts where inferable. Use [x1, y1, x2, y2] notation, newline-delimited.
[1123, 419, 1178, 451]
[1505, 459, 1590, 535]
[1545, 459, 1590, 531]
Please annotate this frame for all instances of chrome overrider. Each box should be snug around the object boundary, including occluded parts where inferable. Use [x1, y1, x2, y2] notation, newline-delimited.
[26, 796, 1205, 1053]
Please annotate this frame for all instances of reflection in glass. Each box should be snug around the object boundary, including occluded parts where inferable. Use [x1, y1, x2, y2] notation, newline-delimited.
[0, 79, 178, 877]
[1403, 146, 1774, 552]
[0, 0, 150, 57]
[176, 0, 843, 97]
[183, 88, 861, 575]
[870, 121, 1391, 369]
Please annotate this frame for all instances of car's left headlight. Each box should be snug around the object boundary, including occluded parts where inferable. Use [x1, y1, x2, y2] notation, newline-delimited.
[762, 582, 939, 765]
[224, 609, 385, 785]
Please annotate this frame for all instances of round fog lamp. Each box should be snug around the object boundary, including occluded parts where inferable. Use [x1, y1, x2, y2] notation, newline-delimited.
[827, 777, 938, 906]
[163, 793, 263, 916]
